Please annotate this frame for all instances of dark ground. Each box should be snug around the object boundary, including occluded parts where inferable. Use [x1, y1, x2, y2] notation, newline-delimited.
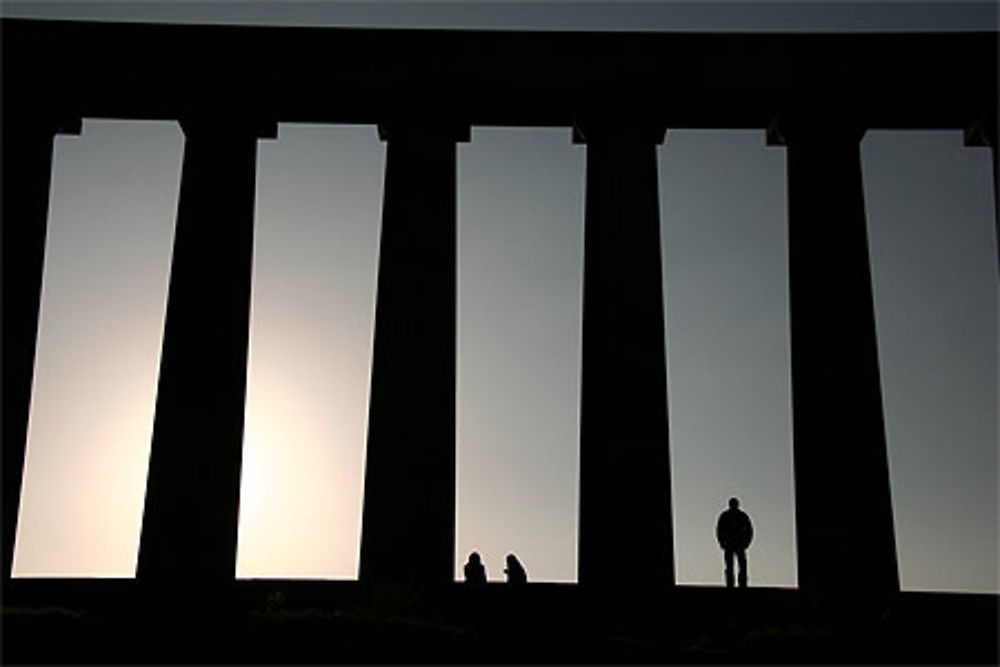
[2, 580, 997, 663]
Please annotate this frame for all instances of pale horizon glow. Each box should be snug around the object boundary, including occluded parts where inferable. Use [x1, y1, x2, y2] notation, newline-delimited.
[235, 125, 384, 579]
[12, 120, 181, 577]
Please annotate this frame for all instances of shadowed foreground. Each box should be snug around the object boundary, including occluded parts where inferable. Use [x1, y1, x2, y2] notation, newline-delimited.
[3, 581, 997, 663]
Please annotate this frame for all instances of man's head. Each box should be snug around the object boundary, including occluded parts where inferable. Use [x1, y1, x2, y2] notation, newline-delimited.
[728, 497, 740, 510]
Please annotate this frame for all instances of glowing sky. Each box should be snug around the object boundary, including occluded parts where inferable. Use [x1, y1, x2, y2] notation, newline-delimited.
[6, 2, 998, 592]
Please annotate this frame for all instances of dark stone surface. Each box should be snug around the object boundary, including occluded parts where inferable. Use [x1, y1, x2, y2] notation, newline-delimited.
[359, 124, 465, 586]
[137, 118, 272, 585]
[3, 580, 997, 663]
[578, 120, 674, 589]
[780, 106, 900, 599]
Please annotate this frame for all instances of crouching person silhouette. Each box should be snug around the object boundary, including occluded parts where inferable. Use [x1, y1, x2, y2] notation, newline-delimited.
[463, 551, 487, 584]
[503, 553, 527, 584]
[716, 497, 753, 588]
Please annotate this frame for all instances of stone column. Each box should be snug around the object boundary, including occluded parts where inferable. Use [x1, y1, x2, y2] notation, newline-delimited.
[359, 122, 468, 586]
[136, 116, 275, 586]
[1, 108, 80, 581]
[770, 106, 899, 598]
[575, 118, 675, 589]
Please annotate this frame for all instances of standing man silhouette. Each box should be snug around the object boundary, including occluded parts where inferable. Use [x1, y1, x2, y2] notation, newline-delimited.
[716, 497, 753, 588]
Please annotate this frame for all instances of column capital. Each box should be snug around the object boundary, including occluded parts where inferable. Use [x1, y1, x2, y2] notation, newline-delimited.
[2, 83, 81, 135]
[964, 112, 997, 148]
[572, 113, 666, 146]
[179, 114, 277, 140]
[766, 98, 866, 147]
[377, 120, 470, 143]
[53, 117, 83, 136]
[6, 112, 82, 138]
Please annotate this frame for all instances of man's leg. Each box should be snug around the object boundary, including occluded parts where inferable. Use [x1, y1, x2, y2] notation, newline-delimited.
[724, 549, 735, 588]
[737, 549, 748, 588]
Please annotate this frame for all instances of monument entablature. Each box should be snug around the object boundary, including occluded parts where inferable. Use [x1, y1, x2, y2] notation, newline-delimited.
[2, 20, 995, 131]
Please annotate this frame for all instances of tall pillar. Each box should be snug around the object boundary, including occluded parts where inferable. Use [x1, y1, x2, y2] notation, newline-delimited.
[771, 106, 899, 598]
[359, 122, 468, 586]
[1, 107, 80, 581]
[136, 116, 275, 586]
[576, 119, 675, 589]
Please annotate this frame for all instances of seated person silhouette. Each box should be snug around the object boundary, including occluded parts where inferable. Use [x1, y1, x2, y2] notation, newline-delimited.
[463, 551, 487, 584]
[716, 497, 753, 588]
[503, 553, 527, 584]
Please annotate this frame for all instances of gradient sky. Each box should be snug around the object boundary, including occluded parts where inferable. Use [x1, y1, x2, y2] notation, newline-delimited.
[6, 2, 998, 592]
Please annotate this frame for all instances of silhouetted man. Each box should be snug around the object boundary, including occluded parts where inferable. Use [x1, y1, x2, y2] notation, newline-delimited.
[716, 497, 753, 588]
[464, 551, 487, 584]
[504, 553, 527, 584]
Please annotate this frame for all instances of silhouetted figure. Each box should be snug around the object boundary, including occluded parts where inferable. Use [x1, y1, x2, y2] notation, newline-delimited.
[504, 553, 527, 584]
[463, 551, 487, 584]
[716, 497, 753, 588]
